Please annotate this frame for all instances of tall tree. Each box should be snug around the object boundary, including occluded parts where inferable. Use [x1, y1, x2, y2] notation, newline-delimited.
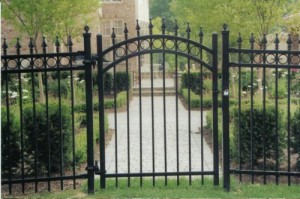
[2, 0, 99, 103]
[150, 0, 175, 32]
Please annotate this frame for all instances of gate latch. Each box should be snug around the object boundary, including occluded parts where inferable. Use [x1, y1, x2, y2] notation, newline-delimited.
[223, 89, 229, 96]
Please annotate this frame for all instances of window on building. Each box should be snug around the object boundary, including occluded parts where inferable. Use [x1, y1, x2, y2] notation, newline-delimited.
[101, 19, 124, 37]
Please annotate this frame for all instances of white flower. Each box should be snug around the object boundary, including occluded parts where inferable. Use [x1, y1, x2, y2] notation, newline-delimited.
[22, 89, 29, 93]
[23, 96, 29, 99]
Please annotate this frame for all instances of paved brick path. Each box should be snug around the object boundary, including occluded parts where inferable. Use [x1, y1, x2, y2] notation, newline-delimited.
[105, 96, 214, 175]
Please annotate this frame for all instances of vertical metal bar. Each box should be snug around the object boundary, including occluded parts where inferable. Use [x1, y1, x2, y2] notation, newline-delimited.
[199, 28, 204, 185]
[136, 20, 143, 187]
[149, 19, 155, 186]
[162, 18, 167, 186]
[237, 33, 243, 183]
[111, 28, 118, 188]
[16, 38, 25, 193]
[212, 33, 219, 186]
[55, 37, 64, 191]
[29, 38, 38, 193]
[68, 36, 76, 189]
[287, 35, 292, 186]
[222, 25, 230, 192]
[250, 41, 254, 184]
[42, 37, 51, 192]
[174, 20, 179, 186]
[97, 34, 106, 189]
[3, 39, 12, 194]
[124, 23, 131, 187]
[275, 35, 280, 185]
[83, 26, 94, 194]
[186, 23, 192, 185]
[261, 37, 267, 185]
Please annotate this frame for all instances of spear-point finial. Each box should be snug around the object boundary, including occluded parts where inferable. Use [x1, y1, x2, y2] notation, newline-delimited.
[261, 34, 267, 49]
[161, 18, 166, 35]
[149, 18, 153, 35]
[15, 38, 21, 50]
[84, 25, 89, 33]
[42, 36, 47, 48]
[249, 33, 255, 49]
[274, 34, 280, 50]
[136, 20, 140, 36]
[111, 28, 116, 44]
[174, 19, 179, 36]
[237, 33, 242, 48]
[199, 27, 204, 42]
[67, 36, 73, 47]
[2, 38, 8, 50]
[55, 36, 60, 47]
[223, 23, 228, 31]
[287, 34, 292, 50]
[186, 22, 191, 39]
[124, 23, 129, 39]
[28, 37, 34, 48]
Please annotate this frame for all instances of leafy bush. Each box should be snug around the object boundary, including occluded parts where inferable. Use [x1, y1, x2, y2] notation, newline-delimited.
[181, 89, 222, 109]
[1, 108, 21, 178]
[23, 103, 72, 173]
[239, 71, 258, 91]
[291, 108, 300, 153]
[114, 72, 131, 92]
[104, 72, 113, 94]
[232, 106, 286, 165]
[269, 79, 287, 99]
[48, 80, 69, 98]
[50, 71, 69, 80]
[181, 72, 202, 94]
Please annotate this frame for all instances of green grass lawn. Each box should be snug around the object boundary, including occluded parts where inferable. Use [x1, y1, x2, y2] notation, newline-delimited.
[8, 178, 300, 198]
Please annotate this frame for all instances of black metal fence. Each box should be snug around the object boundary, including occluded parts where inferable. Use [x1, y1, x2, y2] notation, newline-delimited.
[222, 25, 300, 190]
[1, 22, 300, 195]
[1, 28, 95, 194]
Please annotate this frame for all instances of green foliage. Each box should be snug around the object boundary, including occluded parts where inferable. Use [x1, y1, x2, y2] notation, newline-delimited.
[181, 73, 203, 94]
[2, 0, 99, 45]
[291, 107, 300, 154]
[1, 107, 21, 178]
[74, 91, 128, 112]
[181, 89, 222, 109]
[232, 106, 286, 165]
[50, 71, 69, 80]
[23, 103, 72, 173]
[104, 73, 113, 94]
[269, 78, 287, 99]
[114, 72, 131, 92]
[150, 0, 175, 32]
[239, 71, 258, 91]
[48, 80, 69, 98]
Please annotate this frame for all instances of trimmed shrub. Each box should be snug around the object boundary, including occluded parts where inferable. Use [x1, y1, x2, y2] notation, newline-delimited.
[291, 108, 300, 153]
[50, 71, 69, 80]
[48, 80, 69, 98]
[181, 89, 222, 109]
[104, 72, 113, 94]
[181, 72, 202, 94]
[114, 72, 131, 92]
[23, 103, 72, 173]
[1, 108, 21, 178]
[232, 106, 286, 165]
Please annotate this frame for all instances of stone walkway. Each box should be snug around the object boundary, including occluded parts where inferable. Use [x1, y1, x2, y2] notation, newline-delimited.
[105, 96, 214, 174]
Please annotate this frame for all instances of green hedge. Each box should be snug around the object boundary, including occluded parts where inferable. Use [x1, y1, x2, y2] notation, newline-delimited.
[47, 80, 69, 98]
[1, 108, 21, 178]
[181, 89, 222, 109]
[77, 71, 130, 94]
[23, 103, 72, 173]
[291, 108, 300, 154]
[74, 91, 128, 112]
[232, 106, 286, 165]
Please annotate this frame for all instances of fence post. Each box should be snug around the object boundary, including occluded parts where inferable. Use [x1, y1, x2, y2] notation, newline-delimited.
[83, 25, 94, 194]
[222, 24, 230, 192]
[97, 34, 106, 189]
[212, 32, 219, 186]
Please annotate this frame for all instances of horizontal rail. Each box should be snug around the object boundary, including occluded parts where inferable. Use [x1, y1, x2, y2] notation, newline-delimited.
[231, 170, 300, 176]
[1, 174, 88, 185]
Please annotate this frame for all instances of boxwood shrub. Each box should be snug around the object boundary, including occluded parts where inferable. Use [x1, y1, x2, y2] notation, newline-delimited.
[1, 108, 21, 178]
[291, 108, 300, 154]
[232, 106, 286, 165]
[23, 103, 72, 174]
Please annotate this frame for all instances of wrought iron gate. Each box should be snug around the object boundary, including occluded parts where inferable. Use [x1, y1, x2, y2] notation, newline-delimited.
[94, 19, 219, 191]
